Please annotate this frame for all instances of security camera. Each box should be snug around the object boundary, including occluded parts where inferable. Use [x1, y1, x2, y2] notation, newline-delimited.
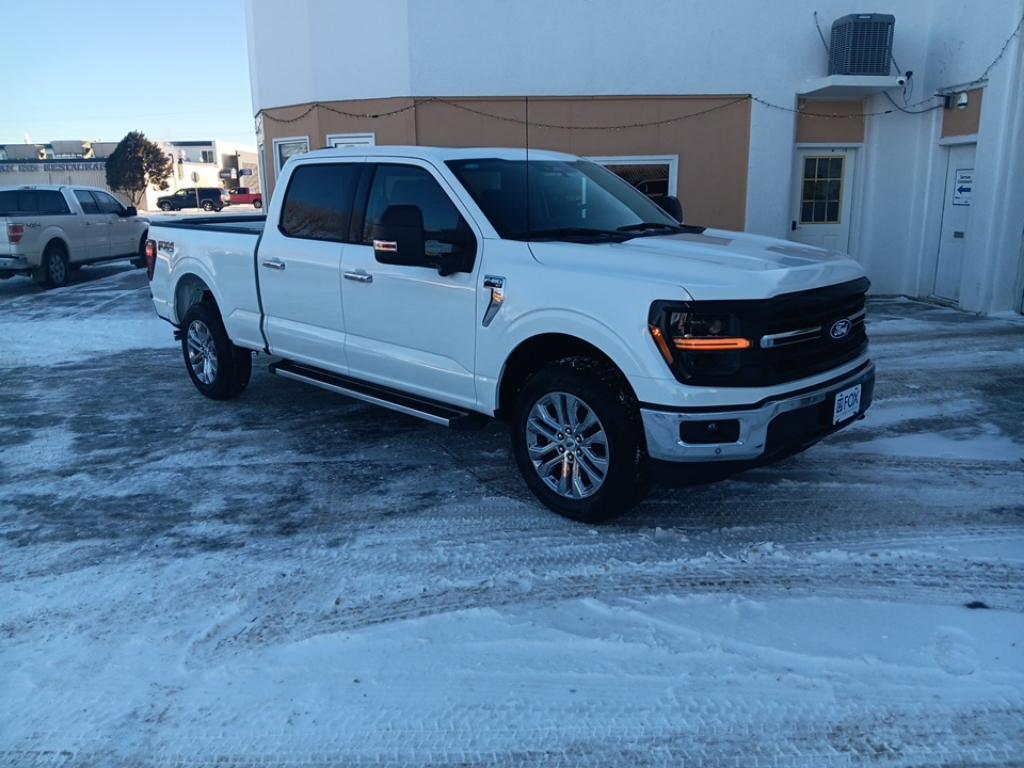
[896, 76, 907, 86]
[956, 91, 969, 110]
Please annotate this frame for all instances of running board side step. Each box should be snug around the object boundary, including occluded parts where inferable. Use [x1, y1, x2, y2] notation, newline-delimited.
[268, 360, 488, 430]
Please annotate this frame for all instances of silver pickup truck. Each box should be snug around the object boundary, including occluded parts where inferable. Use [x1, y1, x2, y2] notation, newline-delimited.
[0, 185, 150, 287]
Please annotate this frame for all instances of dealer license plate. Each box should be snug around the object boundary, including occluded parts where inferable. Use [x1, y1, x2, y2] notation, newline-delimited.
[832, 384, 862, 425]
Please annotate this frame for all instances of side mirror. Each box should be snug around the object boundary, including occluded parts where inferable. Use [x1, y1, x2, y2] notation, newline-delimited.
[371, 205, 426, 266]
[124, 205, 138, 217]
[655, 195, 683, 223]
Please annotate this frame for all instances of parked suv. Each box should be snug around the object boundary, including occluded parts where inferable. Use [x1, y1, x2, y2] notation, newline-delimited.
[146, 147, 874, 522]
[0, 185, 149, 287]
[156, 187, 229, 212]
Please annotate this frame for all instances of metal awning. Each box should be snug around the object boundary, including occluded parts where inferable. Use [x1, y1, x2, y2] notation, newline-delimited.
[798, 75, 903, 101]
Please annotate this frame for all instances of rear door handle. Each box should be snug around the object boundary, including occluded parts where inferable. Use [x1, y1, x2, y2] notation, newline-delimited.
[262, 258, 286, 271]
[344, 270, 373, 283]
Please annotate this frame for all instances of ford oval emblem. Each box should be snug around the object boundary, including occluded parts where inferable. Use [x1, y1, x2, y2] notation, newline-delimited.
[830, 318, 852, 340]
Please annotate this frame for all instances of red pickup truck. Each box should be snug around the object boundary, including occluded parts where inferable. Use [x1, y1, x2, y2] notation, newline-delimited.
[227, 187, 263, 208]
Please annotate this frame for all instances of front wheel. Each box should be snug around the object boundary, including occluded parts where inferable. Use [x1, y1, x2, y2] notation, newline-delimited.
[253, 199, 262, 209]
[511, 357, 649, 523]
[181, 302, 252, 400]
[159, 202, 172, 212]
[201, 201, 214, 212]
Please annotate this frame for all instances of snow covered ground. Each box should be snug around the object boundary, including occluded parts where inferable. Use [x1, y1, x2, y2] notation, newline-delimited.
[1, 268, 1022, 767]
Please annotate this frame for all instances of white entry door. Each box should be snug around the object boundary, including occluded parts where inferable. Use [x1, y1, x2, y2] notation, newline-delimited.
[790, 147, 856, 252]
[933, 143, 976, 303]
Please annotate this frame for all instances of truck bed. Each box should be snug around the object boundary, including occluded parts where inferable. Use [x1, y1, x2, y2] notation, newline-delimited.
[150, 215, 266, 235]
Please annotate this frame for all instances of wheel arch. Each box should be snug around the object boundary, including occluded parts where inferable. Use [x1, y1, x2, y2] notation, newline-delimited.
[495, 332, 639, 420]
[172, 269, 220, 325]
[42, 234, 69, 258]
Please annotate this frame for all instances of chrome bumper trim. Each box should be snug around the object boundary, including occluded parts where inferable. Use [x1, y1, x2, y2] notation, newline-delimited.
[641, 362, 874, 462]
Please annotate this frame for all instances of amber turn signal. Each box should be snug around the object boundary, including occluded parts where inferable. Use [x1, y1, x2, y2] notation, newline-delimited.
[648, 325, 675, 364]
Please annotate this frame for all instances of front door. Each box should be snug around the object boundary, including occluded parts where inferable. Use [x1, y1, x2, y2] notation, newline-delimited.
[933, 143, 976, 303]
[257, 159, 365, 372]
[790, 147, 856, 252]
[92, 190, 136, 256]
[341, 161, 480, 407]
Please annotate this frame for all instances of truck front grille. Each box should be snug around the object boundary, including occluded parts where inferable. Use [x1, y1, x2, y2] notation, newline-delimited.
[667, 278, 870, 387]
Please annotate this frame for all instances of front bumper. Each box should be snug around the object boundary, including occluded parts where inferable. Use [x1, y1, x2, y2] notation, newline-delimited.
[641, 362, 875, 462]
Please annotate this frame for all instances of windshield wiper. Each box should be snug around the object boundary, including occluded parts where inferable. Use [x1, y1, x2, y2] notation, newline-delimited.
[514, 227, 631, 242]
[616, 221, 707, 235]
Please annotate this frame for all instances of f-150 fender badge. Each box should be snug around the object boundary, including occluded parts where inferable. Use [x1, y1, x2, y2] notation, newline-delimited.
[482, 275, 505, 327]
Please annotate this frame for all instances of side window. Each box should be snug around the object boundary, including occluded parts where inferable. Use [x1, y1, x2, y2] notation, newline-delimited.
[36, 190, 71, 214]
[362, 164, 474, 255]
[74, 189, 100, 214]
[93, 191, 124, 215]
[280, 163, 362, 241]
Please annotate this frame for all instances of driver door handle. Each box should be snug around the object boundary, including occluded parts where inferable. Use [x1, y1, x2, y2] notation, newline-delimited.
[344, 270, 373, 283]
[262, 258, 286, 271]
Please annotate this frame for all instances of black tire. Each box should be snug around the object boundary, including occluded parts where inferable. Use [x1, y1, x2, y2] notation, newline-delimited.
[35, 242, 69, 288]
[214, 205, 224, 212]
[180, 302, 252, 400]
[253, 199, 262, 209]
[159, 202, 172, 212]
[511, 357, 650, 523]
[201, 200, 214, 212]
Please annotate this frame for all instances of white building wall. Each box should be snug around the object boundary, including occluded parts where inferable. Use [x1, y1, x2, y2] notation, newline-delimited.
[245, 0, 1024, 312]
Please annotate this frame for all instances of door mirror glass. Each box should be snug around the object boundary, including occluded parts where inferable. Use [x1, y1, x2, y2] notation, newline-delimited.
[655, 195, 683, 223]
[124, 205, 138, 217]
[371, 205, 426, 266]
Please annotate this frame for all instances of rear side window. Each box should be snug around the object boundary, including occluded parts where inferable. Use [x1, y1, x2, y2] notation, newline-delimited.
[280, 163, 361, 241]
[74, 190, 100, 214]
[362, 164, 472, 248]
[0, 189, 70, 215]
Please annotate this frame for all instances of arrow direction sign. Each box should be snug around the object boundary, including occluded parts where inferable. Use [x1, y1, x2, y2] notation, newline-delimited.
[952, 169, 974, 206]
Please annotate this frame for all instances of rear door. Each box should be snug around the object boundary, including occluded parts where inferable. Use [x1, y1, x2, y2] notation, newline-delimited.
[92, 190, 136, 256]
[257, 159, 365, 372]
[72, 190, 109, 260]
[340, 160, 480, 406]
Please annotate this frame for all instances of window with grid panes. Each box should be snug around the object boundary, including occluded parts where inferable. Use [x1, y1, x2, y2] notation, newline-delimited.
[799, 156, 843, 224]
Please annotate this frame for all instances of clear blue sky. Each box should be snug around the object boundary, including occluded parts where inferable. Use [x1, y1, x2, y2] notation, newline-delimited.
[0, 0, 254, 146]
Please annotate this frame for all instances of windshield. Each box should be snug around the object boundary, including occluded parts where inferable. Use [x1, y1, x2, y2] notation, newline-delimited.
[446, 158, 684, 241]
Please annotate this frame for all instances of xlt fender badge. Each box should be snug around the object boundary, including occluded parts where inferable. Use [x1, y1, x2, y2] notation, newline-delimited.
[482, 275, 505, 327]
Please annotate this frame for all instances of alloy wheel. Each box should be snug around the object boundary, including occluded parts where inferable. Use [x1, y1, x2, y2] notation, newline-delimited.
[526, 391, 609, 499]
[186, 320, 218, 385]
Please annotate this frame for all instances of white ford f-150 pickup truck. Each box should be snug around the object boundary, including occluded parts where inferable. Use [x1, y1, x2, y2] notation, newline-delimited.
[146, 146, 874, 522]
[1, 185, 149, 287]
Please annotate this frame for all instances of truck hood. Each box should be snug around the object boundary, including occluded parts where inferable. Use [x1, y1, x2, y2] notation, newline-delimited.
[527, 228, 867, 301]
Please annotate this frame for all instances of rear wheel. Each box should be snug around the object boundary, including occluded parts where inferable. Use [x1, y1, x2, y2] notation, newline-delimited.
[201, 200, 214, 212]
[34, 242, 69, 288]
[253, 199, 262, 209]
[181, 302, 252, 400]
[511, 357, 649, 523]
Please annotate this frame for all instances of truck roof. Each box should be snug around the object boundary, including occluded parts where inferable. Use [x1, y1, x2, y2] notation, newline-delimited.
[0, 183, 107, 193]
[298, 146, 578, 163]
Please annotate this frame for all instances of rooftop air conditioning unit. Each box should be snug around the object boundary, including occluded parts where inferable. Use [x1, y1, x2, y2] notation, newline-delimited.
[828, 13, 895, 76]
